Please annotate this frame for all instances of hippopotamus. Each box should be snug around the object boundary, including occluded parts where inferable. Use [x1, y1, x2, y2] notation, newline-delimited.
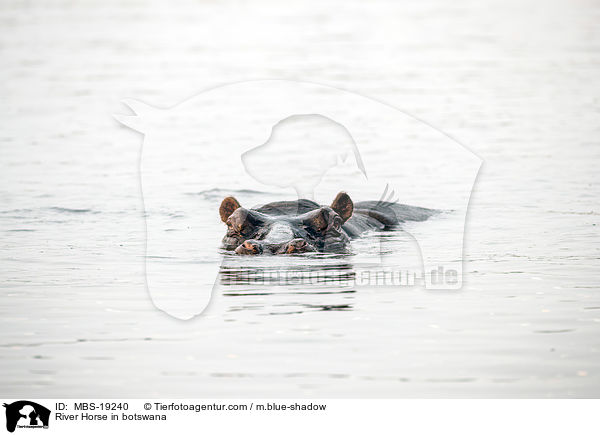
[219, 192, 437, 255]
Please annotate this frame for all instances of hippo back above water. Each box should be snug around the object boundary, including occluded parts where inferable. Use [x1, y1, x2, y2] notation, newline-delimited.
[219, 192, 437, 255]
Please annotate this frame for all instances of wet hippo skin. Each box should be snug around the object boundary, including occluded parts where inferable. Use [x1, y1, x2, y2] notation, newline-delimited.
[219, 192, 437, 255]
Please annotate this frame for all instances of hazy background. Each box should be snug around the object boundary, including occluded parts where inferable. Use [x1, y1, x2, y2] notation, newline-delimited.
[1, 0, 599, 397]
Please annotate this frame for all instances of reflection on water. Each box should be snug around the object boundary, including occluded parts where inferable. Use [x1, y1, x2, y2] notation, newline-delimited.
[219, 256, 357, 314]
[219, 261, 355, 287]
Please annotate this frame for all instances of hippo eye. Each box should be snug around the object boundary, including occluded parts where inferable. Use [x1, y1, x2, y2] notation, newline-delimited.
[331, 216, 342, 231]
[226, 221, 240, 234]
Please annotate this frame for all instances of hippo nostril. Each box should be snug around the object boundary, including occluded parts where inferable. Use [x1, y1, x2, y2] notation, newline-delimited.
[284, 238, 314, 254]
[235, 240, 263, 255]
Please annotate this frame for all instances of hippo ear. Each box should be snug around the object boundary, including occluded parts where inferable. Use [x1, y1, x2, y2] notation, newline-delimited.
[331, 192, 353, 223]
[220, 196, 241, 222]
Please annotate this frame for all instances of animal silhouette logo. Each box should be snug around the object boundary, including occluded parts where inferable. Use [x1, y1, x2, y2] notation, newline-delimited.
[241, 114, 366, 200]
[3, 401, 50, 432]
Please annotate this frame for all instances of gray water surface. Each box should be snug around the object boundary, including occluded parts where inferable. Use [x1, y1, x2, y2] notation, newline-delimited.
[1, 0, 600, 397]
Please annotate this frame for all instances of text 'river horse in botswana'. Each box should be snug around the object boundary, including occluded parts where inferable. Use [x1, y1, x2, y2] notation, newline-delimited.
[219, 192, 437, 255]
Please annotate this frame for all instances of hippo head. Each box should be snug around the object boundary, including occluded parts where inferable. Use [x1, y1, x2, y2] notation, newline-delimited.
[219, 192, 354, 255]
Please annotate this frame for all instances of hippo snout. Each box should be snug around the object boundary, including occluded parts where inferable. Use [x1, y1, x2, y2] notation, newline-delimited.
[234, 238, 316, 255]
